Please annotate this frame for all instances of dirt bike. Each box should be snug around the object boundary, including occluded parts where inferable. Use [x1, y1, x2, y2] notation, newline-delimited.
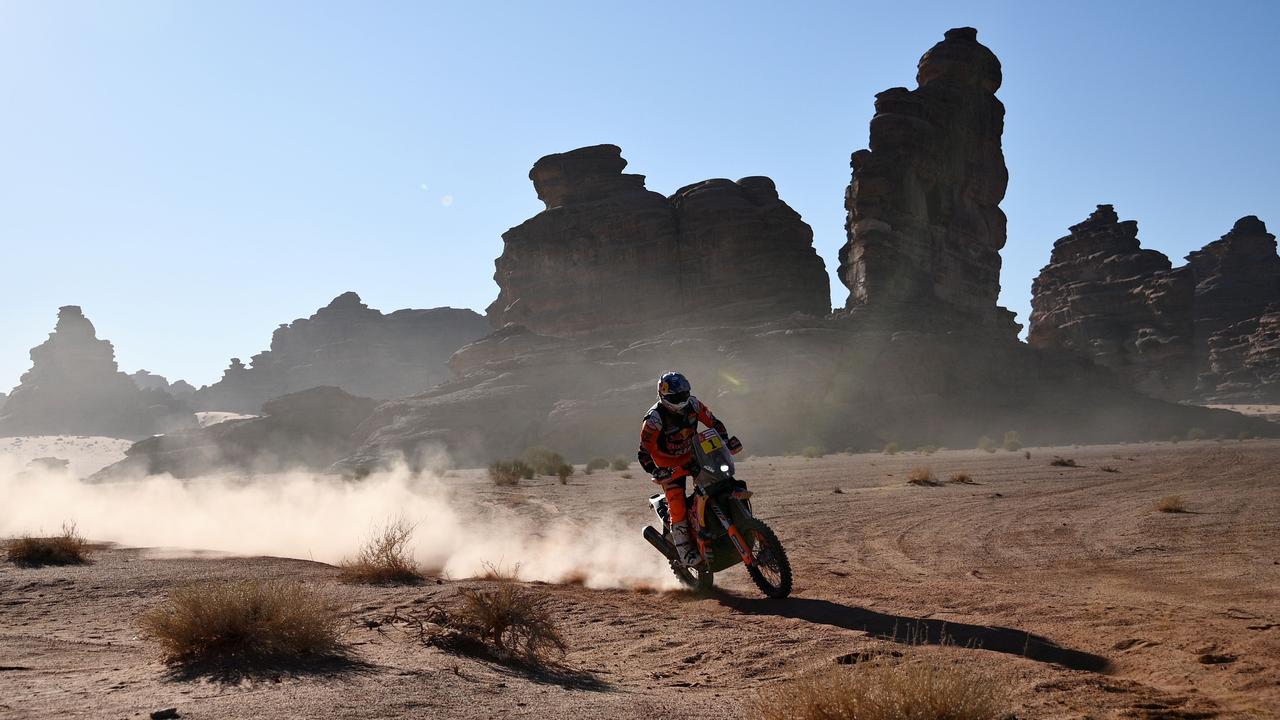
[642, 428, 792, 598]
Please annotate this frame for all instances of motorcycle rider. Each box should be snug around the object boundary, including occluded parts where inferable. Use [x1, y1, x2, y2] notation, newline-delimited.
[638, 372, 742, 568]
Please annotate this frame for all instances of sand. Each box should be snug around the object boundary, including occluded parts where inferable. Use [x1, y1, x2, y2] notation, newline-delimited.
[2, 439, 1278, 718]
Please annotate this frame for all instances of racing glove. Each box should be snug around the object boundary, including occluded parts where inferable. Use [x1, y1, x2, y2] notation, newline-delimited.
[727, 436, 743, 455]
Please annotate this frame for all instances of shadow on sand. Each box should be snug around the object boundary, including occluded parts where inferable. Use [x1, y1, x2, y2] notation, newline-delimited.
[163, 654, 377, 683]
[718, 594, 1111, 673]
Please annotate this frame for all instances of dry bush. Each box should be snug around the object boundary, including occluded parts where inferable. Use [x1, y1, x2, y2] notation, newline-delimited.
[339, 519, 423, 585]
[453, 585, 566, 663]
[907, 467, 941, 486]
[1001, 431, 1022, 451]
[1023, 450, 1031, 460]
[1049, 457, 1079, 468]
[476, 560, 521, 581]
[488, 460, 533, 486]
[5, 522, 90, 567]
[1157, 495, 1187, 513]
[611, 457, 630, 471]
[585, 457, 609, 473]
[1100, 465, 1120, 473]
[620, 472, 633, 479]
[916, 445, 938, 455]
[802, 445, 825, 459]
[523, 446, 565, 475]
[948, 472, 975, 484]
[883, 442, 899, 455]
[755, 656, 1006, 720]
[140, 579, 343, 667]
[556, 463, 574, 484]
[1186, 427, 1208, 441]
[977, 436, 997, 453]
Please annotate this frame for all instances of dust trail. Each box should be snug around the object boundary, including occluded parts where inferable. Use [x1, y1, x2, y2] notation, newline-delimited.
[0, 454, 677, 590]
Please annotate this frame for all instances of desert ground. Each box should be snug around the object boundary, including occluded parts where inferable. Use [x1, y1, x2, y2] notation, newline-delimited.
[2, 439, 1279, 719]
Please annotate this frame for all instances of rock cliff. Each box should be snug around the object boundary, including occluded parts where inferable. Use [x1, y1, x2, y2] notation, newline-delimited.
[1186, 216, 1280, 374]
[130, 370, 195, 397]
[486, 144, 829, 337]
[194, 292, 489, 413]
[1028, 205, 1196, 399]
[0, 306, 192, 438]
[838, 27, 1017, 336]
[1199, 305, 1280, 402]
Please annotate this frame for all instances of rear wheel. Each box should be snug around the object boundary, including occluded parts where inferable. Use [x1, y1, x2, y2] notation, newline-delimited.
[743, 518, 792, 598]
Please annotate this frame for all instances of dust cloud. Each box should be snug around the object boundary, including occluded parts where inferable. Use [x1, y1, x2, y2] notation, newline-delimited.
[0, 454, 676, 590]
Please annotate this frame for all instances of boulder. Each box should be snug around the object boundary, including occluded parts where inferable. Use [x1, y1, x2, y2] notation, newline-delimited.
[95, 386, 378, 479]
[0, 306, 192, 439]
[193, 292, 489, 413]
[1185, 216, 1280, 373]
[838, 27, 1018, 336]
[1028, 205, 1196, 399]
[486, 144, 829, 337]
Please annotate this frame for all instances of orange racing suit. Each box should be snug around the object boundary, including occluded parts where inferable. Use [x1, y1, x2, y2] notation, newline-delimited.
[637, 397, 729, 527]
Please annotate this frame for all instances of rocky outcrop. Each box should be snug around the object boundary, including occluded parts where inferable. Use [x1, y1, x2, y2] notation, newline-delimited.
[1186, 216, 1280, 373]
[130, 370, 195, 398]
[96, 386, 378, 479]
[486, 144, 829, 337]
[193, 292, 489, 413]
[838, 27, 1017, 336]
[0, 307, 192, 438]
[1199, 305, 1280, 402]
[1028, 205, 1196, 399]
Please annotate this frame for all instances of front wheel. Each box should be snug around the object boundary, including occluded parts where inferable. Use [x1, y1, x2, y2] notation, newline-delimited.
[742, 518, 792, 598]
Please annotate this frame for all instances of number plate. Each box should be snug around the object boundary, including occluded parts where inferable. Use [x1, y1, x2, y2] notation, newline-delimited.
[699, 430, 723, 454]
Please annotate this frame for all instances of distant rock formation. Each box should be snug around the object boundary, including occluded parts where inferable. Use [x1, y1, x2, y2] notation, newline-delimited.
[97, 386, 378, 479]
[838, 27, 1017, 336]
[1186, 216, 1280, 374]
[130, 370, 195, 397]
[1028, 205, 1196, 399]
[0, 306, 192, 438]
[1199, 305, 1280, 402]
[486, 144, 829, 337]
[193, 292, 489, 413]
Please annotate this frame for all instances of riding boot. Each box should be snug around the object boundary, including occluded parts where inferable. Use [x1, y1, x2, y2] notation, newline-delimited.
[670, 520, 701, 568]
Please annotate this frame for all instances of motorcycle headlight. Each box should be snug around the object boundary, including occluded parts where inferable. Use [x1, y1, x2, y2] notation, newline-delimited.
[719, 464, 730, 472]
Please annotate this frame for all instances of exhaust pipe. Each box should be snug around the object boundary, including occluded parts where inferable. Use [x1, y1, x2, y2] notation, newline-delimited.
[643, 526, 679, 562]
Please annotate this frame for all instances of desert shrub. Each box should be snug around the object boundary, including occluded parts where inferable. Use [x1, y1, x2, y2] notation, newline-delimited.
[5, 522, 90, 567]
[907, 467, 941, 486]
[977, 436, 997, 453]
[882, 442, 899, 455]
[1169, 435, 1181, 444]
[611, 457, 630, 471]
[948, 472, 975, 484]
[620, 472, 633, 479]
[1049, 457, 1078, 468]
[140, 579, 343, 667]
[453, 585, 566, 663]
[488, 460, 533, 486]
[523, 446, 565, 475]
[1023, 450, 1031, 460]
[1186, 427, 1208, 441]
[916, 445, 938, 455]
[1099, 465, 1119, 473]
[585, 457, 609, 472]
[1001, 431, 1022, 451]
[802, 445, 825, 459]
[339, 519, 422, 585]
[1157, 495, 1187, 513]
[556, 463, 573, 484]
[755, 656, 1006, 720]
[1237, 431, 1253, 441]
[476, 560, 520, 581]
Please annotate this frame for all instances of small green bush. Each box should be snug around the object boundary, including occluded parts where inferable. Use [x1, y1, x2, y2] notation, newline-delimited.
[523, 447, 565, 475]
[882, 442, 899, 455]
[977, 436, 997, 453]
[489, 460, 533, 486]
[801, 445, 825, 459]
[1001, 431, 1022, 451]
[610, 457, 630, 471]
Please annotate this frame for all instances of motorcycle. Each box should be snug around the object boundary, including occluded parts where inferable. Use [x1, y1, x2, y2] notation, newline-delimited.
[642, 428, 792, 598]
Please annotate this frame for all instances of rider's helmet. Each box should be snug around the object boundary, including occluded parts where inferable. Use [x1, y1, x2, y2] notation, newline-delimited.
[657, 372, 692, 412]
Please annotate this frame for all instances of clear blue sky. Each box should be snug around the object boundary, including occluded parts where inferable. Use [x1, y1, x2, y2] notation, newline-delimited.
[2, 1, 1277, 391]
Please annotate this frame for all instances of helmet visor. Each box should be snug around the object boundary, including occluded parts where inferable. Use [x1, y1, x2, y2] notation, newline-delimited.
[662, 390, 690, 406]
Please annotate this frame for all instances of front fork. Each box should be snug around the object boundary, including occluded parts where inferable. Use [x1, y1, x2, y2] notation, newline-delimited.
[695, 496, 756, 568]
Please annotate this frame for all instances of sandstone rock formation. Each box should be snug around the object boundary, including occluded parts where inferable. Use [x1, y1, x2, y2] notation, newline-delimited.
[193, 292, 489, 413]
[0, 306, 192, 438]
[97, 386, 378, 479]
[838, 27, 1017, 336]
[130, 370, 195, 398]
[1028, 205, 1196, 399]
[1185, 216, 1280, 373]
[486, 144, 829, 337]
[1199, 305, 1280, 402]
